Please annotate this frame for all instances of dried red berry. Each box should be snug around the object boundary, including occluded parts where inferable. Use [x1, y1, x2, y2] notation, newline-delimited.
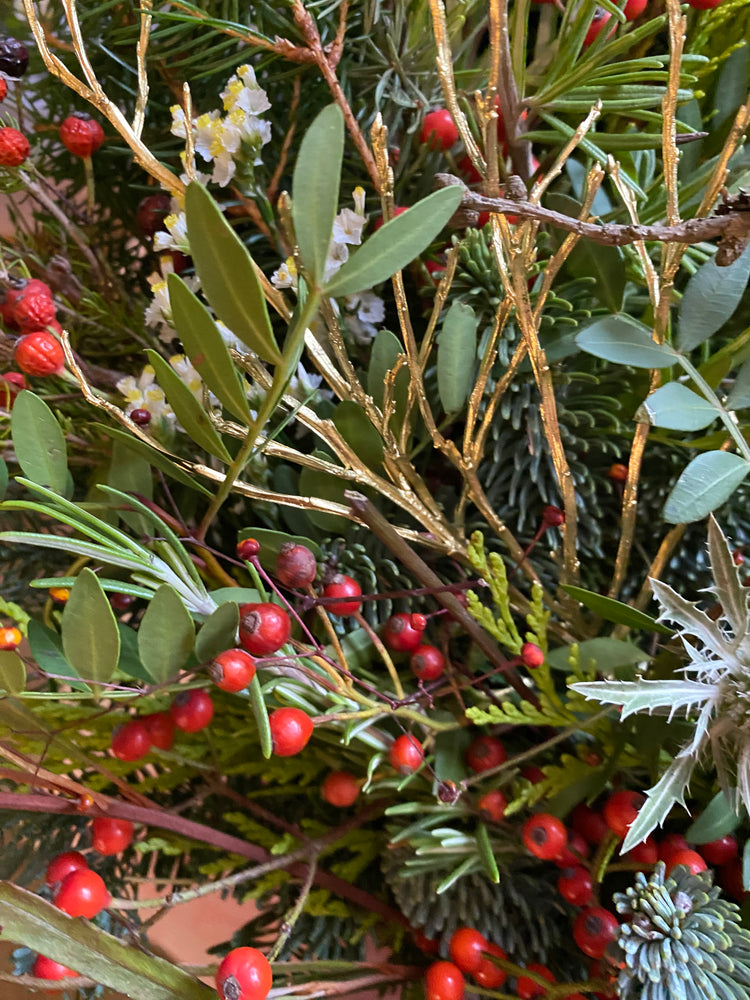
[0, 126, 30, 167]
[54, 868, 110, 918]
[136, 192, 172, 237]
[321, 770, 361, 807]
[383, 612, 427, 653]
[14, 292, 57, 332]
[389, 733, 425, 774]
[321, 574, 363, 616]
[0, 372, 27, 411]
[60, 113, 105, 158]
[238, 602, 291, 656]
[269, 707, 314, 756]
[170, 689, 214, 733]
[14, 331, 65, 376]
[275, 543, 317, 588]
[91, 816, 134, 855]
[216, 946, 272, 1000]
[410, 644, 445, 681]
[209, 648, 257, 693]
[110, 718, 150, 762]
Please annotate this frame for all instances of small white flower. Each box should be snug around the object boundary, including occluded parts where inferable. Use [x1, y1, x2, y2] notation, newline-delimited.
[272, 258, 297, 290]
[350, 291, 385, 325]
[333, 207, 366, 246]
[193, 111, 222, 161]
[169, 105, 187, 139]
[211, 152, 237, 188]
[323, 240, 349, 282]
[117, 365, 176, 424]
[153, 212, 190, 254]
[288, 362, 333, 403]
[216, 320, 245, 352]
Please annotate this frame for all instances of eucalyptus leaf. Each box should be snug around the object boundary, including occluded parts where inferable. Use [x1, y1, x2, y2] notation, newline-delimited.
[324, 187, 463, 298]
[0, 650, 25, 693]
[560, 585, 672, 633]
[61, 569, 121, 685]
[185, 182, 281, 365]
[108, 441, 154, 536]
[93, 424, 212, 496]
[678, 243, 750, 352]
[686, 790, 741, 844]
[576, 315, 677, 368]
[727, 356, 750, 411]
[743, 839, 750, 892]
[437, 302, 478, 414]
[116, 623, 153, 684]
[662, 451, 750, 524]
[11, 391, 68, 494]
[333, 400, 384, 468]
[292, 104, 344, 286]
[195, 601, 240, 663]
[637, 381, 718, 431]
[138, 584, 195, 683]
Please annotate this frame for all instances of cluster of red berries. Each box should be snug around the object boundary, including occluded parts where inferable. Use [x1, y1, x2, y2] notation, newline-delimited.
[0, 277, 66, 378]
[110, 695, 212, 762]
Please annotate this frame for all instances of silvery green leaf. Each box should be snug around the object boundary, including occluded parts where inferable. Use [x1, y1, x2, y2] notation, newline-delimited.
[571, 679, 713, 719]
[706, 515, 748, 640]
[621, 754, 695, 852]
[651, 578, 737, 658]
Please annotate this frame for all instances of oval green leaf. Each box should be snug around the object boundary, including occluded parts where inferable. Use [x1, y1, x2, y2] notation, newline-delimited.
[138, 584, 195, 683]
[366, 329, 409, 435]
[27, 619, 89, 690]
[11, 391, 68, 494]
[576, 315, 677, 368]
[324, 186, 464, 298]
[61, 568, 121, 685]
[437, 301, 478, 414]
[547, 637, 647, 673]
[678, 242, 750, 352]
[686, 790, 741, 844]
[168, 274, 252, 423]
[560, 585, 673, 634]
[292, 104, 344, 286]
[0, 650, 25, 693]
[663, 451, 750, 524]
[333, 400, 384, 469]
[637, 382, 718, 431]
[727, 356, 750, 411]
[195, 601, 240, 663]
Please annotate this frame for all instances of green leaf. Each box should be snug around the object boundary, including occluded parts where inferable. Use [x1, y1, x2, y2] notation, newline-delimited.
[185, 182, 281, 365]
[0, 882, 214, 1000]
[237, 529, 321, 573]
[195, 601, 240, 663]
[366, 329, 409, 435]
[475, 822, 500, 884]
[93, 424, 212, 496]
[0, 457, 8, 501]
[292, 104, 344, 286]
[210, 587, 261, 605]
[137, 584, 195, 683]
[548, 637, 646, 673]
[333, 400, 384, 468]
[0, 650, 25, 693]
[663, 451, 750, 524]
[433, 726, 472, 783]
[61, 568, 121, 685]
[678, 243, 750, 352]
[145, 350, 232, 462]
[249, 672, 272, 759]
[324, 187, 464, 298]
[727, 356, 750, 411]
[576, 315, 678, 368]
[168, 274, 252, 422]
[27, 619, 88, 689]
[637, 382, 718, 431]
[686, 790, 741, 844]
[11, 391, 68, 494]
[116, 623, 153, 684]
[560, 585, 673, 633]
[298, 456, 350, 533]
[437, 302, 478, 414]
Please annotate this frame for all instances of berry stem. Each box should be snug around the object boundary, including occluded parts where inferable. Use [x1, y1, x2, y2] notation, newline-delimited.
[352, 611, 405, 700]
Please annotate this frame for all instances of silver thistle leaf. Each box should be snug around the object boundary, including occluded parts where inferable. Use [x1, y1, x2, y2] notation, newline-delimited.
[622, 755, 695, 852]
[707, 515, 749, 642]
[651, 578, 737, 659]
[571, 679, 716, 720]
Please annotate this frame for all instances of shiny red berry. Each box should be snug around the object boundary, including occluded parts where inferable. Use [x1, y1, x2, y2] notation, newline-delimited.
[555, 830, 590, 868]
[523, 813, 568, 861]
[465, 735, 506, 774]
[14, 331, 65, 376]
[624, 836, 658, 866]
[321, 574, 363, 616]
[54, 868, 110, 918]
[520, 642, 544, 668]
[658, 832, 689, 864]
[608, 463, 628, 483]
[321, 770, 361, 807]
[275, 543, 317, 588]
[209, 648, 257, 693]
[130, 407, 152, 425]
[268, 707, 314, 756]
[389, 733, 424, 774]
[0, 371, 26, 410]
[136, 192, 172, 237]
[571, 803, 610, 846]
[410, 644, 445, 681]
[32, 955, 78, 980]
[477, 789, 507, 822]
[666, 849, 707, 876]
[425, 960, 465, 1000]
[383, 612, 427, 652]
[110, 719, 150, 761]
[623, 0, 647, 17]
[0, 37, 29, 78]
[474, 942, 507, 988]
[583, 8, 613, 46]
[236, 537, 260, 560]
[0, 79, 6, 102]
[603, 790, 644, 839]
[238, 602, 291, 656]
[700, 834, 738, 866]
[413, 928, 440, 954]
[687, 0, 725, 7]
[110, 592, 135, 610]
[14, 292, 56, 332]
[0, 125, 29, 166]
[60, 113, 104, 158]
[517, 963, 555, 999]
[170, 689, 214, 732]
[46, 850, 89, 887]
[91, 816, 133, 855]
[449, 926, 487, 974]
[541, 504, 564, 528]
[420, 109, 459, 151]
[573, 906, 618, 958]
[144, 711, 175, 750]
[720, 858, 748, 900]
[216, 946, 273, 1000]
[557, 866, 594, 906]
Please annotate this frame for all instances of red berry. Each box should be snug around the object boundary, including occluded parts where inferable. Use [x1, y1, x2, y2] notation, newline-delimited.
[623, 0, 647, 17]
[457, 154, 483, 185]
[275, 543, 317, 588]
[32, 955, 78, 980]
[521, 765, 547, 785]
[209, 648, 257, 693]
[573, 906, 619, 958]
[658, 832, 689, 864]
[0, 38, 29, 78]
[236, 537, 260, 560]
[321, 770, 361, 807]
[0, 78, 6, 103]
[687, 0, 724, 7]
[474, 942, 507, 988]
[523, 813, 568, 861]
[14, 292, 56, 332]
[144, 711, 175, 750]
[373, 205, 409, 230]
[60, 113, 105, 158]
[268, 707, 314, 756]
[238, 602, 291, 656]
[389, 733, 424, 774]
[624, 836, 658, 865]
[477, 789, 507, 822]
[583, 8, 613, 46]
[321, 574, 362, 616]
[216, 946, 273, 1000]
[720, 858, 748, 901]
[541, 504, 564, 528]
[700, 834, 738, 866]
[14, 330, 65, 376]
[603, 790, 644, 839]
[413, 929, 440, 954]
[517, 963, 555, 999]
[110, 719, 150, 762]
[557, 866, 594, 906]
[608, 463, 628, 482]
[0, 625, 22, 649]
[0, 372, 27, 410]
[136, 192, 172, 237]
[520, 642, 544, 668]
[425, 961, 465, 1000]
[465, 735, 506, 774]
[91, 816, 134, 855]
[0, 126, 30, 166]
[130, 407, 152, 425]
[449, 926, 487, 974]
[420, 109, 460, 151]
[54, 868, 110, 918]
[555, 830, 590, 868]
[410, 644, 445, 681]
[383, 612, 427, 653]
[110, 592, 135, 610]
[170, 689, 214, 732]
[46, 850, 89, 887]
[666, 849, 708, 876]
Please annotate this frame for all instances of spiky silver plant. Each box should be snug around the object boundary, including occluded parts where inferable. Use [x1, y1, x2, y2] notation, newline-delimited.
[614, 862, 750, 1000]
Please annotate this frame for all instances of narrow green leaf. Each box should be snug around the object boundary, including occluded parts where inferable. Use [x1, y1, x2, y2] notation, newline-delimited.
[61, 569, 121, 685]
[138, 584, 195, 683]
[145, 350, 232, 462]
[168, 274, 252, 422]
[324, 187, 464, 298]
[436, 856, 478, 894]
[333, 400, 384, 468]
[0, 650, 25, 693]
[560, 585, 673, 634]
[678, 243, 750, 352]
[184, 182, 280, 366]
[292, 104, 344, 286]
[249, 673, 272, 758]
[637, 382, 718, 431]
[475, 822, 500, 883]
[11, 391, 68, 494]
[686, 790, 741, 844]
[576, 315, 678, 368]
[93, 424, 212, 496]
[663, 451, 750, 524]
[437, 302, 478, 414]
[195, 601, 240, 663]
[210, 587, 261, 605]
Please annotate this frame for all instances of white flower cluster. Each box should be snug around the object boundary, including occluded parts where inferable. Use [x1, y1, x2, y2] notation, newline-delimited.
[117, 353, 207, 427]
